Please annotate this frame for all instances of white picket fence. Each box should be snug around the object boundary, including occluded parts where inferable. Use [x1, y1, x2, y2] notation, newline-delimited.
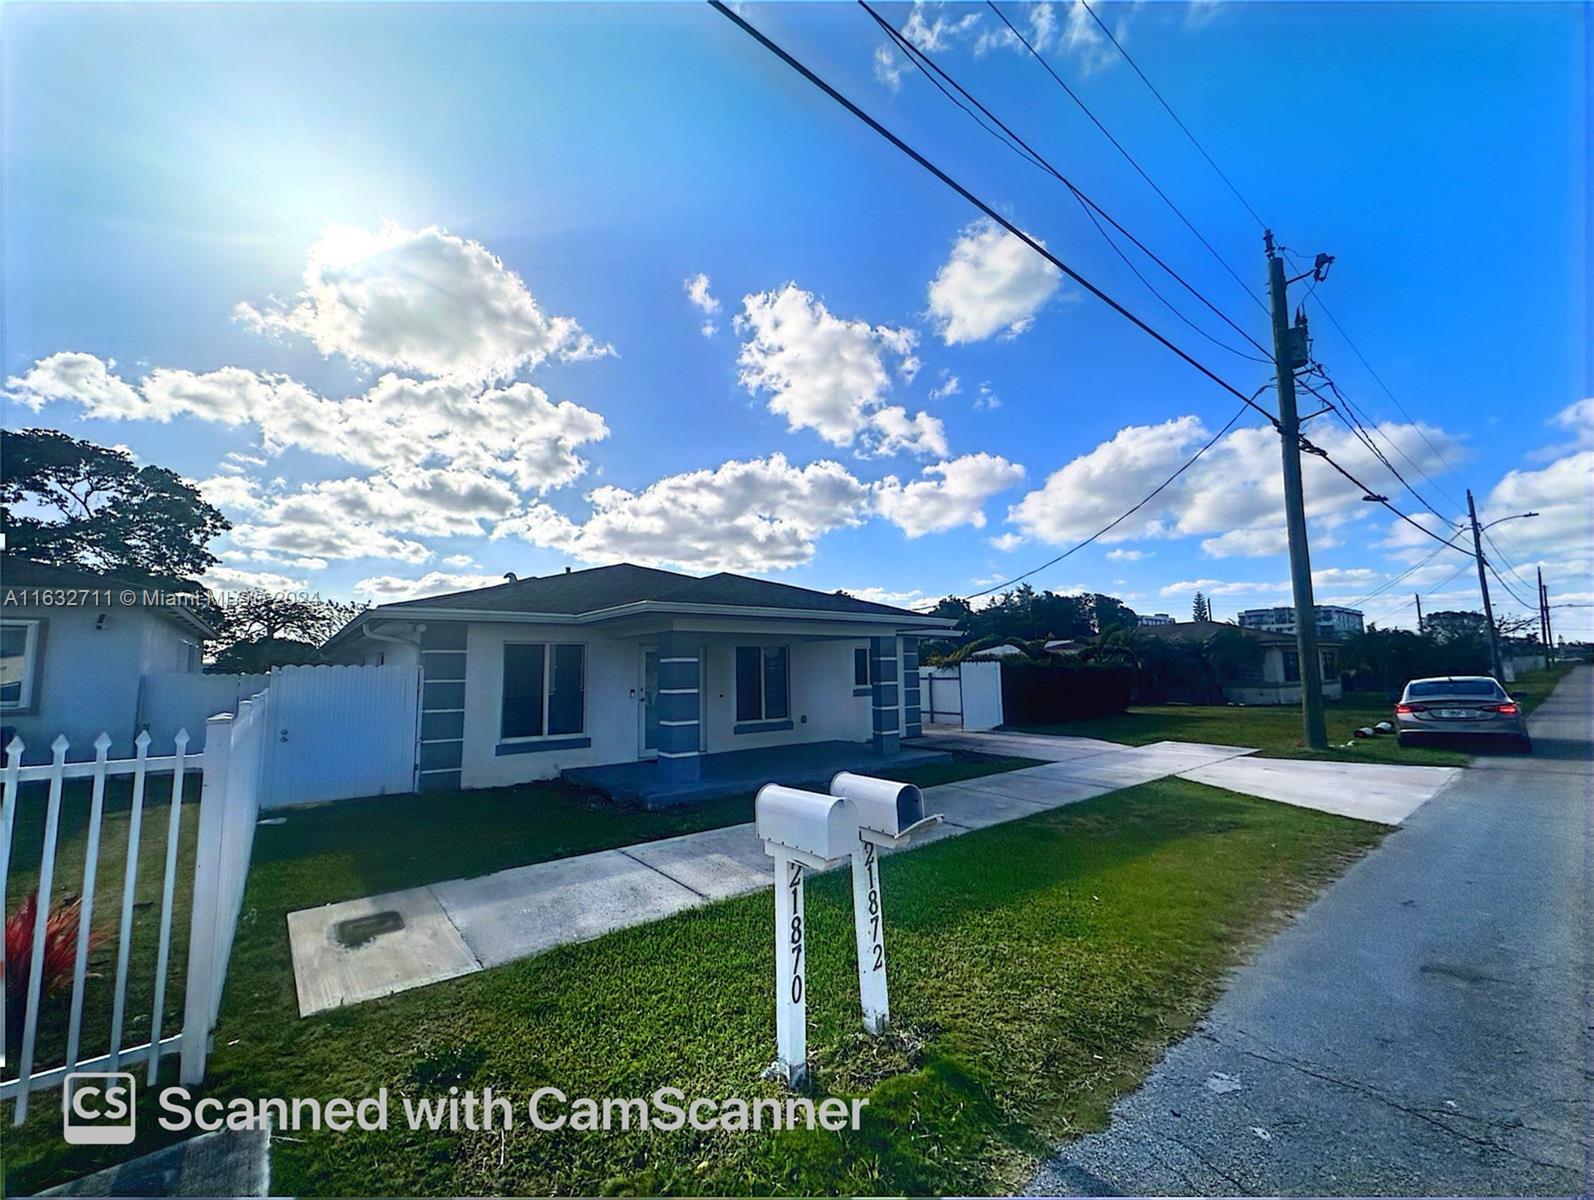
[1, 699, 266, 1123]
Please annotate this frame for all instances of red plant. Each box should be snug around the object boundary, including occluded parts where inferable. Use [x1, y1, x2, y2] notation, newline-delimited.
[4, 890, 102, 1052]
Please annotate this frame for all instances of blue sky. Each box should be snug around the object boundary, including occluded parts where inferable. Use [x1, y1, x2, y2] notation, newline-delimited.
[3, 2, 1588, 634]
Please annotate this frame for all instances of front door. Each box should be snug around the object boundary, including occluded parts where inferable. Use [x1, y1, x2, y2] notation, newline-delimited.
[640, 648, 660, 757]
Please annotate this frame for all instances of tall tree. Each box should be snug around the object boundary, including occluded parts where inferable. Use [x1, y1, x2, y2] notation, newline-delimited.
[1192, 591, 1212, 622]
[0, 428, 228, 580]
[209, 591, 367, 672]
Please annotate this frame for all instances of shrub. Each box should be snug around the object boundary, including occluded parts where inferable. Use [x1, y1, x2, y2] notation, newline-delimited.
[3, 890, 102, 1052]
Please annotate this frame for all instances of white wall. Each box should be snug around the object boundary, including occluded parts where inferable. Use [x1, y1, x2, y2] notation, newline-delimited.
[2, 606, 200, 761]
[699, 635, 871, 754]
[461, 620, 641, 788]
[456, 623, 876, 788]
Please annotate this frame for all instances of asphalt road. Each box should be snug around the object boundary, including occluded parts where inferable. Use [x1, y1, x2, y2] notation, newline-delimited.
[1030, 666, 1592, 1197]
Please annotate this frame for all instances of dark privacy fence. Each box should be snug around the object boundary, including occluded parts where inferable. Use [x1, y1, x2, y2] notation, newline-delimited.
[1000, 661, 1133, 724]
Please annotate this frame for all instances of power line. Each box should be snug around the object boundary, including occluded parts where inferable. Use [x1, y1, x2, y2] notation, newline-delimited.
[1069, 1, 1471, 516]
[711, 0, 1280, 427]
[861, 1, 1271, 365]
[1339, 531, 1467, 609]
[1363, 558, 1471, 627]
[1484, 560, 1537, 612]
[1077, 0, 1269, 230]
[917, 390, 1268, 610]
[1296, 375, 1457, 528]
[987, 1, 1266, 315]
[1298, 431, 1475, 556]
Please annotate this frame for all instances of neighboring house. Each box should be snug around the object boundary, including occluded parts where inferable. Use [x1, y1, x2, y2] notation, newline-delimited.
[1237, 604, 1365, 641]
[1136, 612, 1175, 627]
[1136, 620, 1344, 705]
[1, 559, 216, 760]
[323, 564, 958, 793]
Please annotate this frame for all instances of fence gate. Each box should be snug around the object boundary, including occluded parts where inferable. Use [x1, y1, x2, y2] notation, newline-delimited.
[921, 667, 963, 725]
[2, 703, 265, 1122]
[259, 664, 420, 808]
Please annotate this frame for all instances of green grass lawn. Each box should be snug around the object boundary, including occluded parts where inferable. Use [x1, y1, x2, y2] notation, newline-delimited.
[6, 766, 1385, 1196]
[1012, 665, 1575, 768]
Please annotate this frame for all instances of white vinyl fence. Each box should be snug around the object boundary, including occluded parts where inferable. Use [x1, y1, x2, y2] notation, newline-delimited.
[1, 701, 265, 1123]
[141, 663, 421, 807]
[918, 661, 1004, 731]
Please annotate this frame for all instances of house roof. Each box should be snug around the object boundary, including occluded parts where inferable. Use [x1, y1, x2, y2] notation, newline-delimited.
[0, 557, 219, 637]
[1132, 619, 1298, 647]
[333, 562, 956, 643]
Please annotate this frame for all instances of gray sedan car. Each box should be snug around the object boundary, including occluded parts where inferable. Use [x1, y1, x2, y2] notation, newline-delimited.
[1395, 675, 1531, 751]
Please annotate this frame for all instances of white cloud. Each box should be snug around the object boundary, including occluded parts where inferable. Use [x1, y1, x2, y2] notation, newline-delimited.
[902, 1, 982, 51]
[873, 42, 908, 89]
[442, 553, 477, 568]
[352, 570, 510, 603]
[493, 453, 871, 574]
[1061, 0, 1116, 73]
[1008, 414, 1468, 551]
[973, 381, 1001, 411]
[201, 565, 310, 595]
[927, 219, 1063, 345]
[1106, 547, 1150, 561]
[866, 406, 949, 458]
[736, 284, 933, 453]
[874, 453, 1026, 537]
[6, 352, 144, 416]
[928, 371, 961, 400]
[1200, 527, 1288, 558]
[684, 272, 720, 315]
[989, 531, 1027, 552]
[193, 474, 266, 513]
[1550, 397, 1594, 449]
[1160, 578, 1288, 599]
[235, 221, 610, 381]
[1481, 447, 1593, 563]
[833, 585, 933, 610]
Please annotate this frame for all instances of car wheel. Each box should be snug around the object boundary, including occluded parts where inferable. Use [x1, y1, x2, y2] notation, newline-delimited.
[1396, 733, 1411, 749]
[1518, 735, 1533, 754]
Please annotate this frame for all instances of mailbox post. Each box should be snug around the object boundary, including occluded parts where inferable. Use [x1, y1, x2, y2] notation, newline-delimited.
[754, 784, 859, 1086]
[829, 772, 942, 1035]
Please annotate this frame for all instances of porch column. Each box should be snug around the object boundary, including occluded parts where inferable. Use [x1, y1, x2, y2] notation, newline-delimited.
[656, 632, 701, 784]
[902, 637, 922, 740]
[870, 635, 900, 755]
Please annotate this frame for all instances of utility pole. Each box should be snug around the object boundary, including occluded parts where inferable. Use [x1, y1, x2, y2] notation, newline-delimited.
[1265, 232, 1328, 750]
[1414, 592, 1424, 633]
[1538, 568, 1553, 665]
[1466, 488, 1505, 681]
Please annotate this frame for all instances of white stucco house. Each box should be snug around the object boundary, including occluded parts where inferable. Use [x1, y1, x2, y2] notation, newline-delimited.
[323, 563, 959, 800]
[1, 559, 217, 761]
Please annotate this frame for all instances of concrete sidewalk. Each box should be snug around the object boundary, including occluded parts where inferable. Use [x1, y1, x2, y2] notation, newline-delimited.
[287, 736, 1460, 1016]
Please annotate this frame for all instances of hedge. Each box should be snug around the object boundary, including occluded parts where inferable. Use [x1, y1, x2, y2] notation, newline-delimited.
[1000, 660, 1133, 724]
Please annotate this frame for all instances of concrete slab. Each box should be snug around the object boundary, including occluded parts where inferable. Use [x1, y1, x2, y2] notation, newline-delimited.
[912, 731, 1125, 762]
[432, 850, 706, 968]
[1026, 741, 1254, 788]
[1177, 756, 1462, 825]
[621, 822, 771, 901]
[944, 769, 1121, 808]
[287, 885, 481, 1016]
[39, 1126, 270, 1197]
[925, 781, 1057, 830]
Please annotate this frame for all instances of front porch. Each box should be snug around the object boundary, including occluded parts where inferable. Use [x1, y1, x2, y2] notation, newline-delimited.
[564, 739, 951, 808]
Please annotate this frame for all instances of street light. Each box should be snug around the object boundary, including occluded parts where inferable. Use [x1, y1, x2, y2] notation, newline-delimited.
[1481, 511, 1539, 532]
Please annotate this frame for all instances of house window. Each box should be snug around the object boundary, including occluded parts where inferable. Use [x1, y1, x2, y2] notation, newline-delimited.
[854, 646, 871, 688]
[1, 620, 40, 710]
[501, 642, 585, 739]
[1282, 650, 1301, 683]
[736, 645, 789, 723]
[1322, 649, 1337, 676]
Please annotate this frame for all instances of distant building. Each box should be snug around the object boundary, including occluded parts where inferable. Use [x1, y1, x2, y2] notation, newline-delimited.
[1137, 613, 1175, 627]
[1237, 605, 1364, 641]
[1135, 621, 1344, 705]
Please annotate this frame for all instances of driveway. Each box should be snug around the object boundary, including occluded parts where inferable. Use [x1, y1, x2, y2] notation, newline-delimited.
[1029, 665, 1592, 1196]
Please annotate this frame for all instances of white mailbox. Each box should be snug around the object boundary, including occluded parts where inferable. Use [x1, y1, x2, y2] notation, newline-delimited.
[755, 784, 859, 868]
[829, 772, 942, 846]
